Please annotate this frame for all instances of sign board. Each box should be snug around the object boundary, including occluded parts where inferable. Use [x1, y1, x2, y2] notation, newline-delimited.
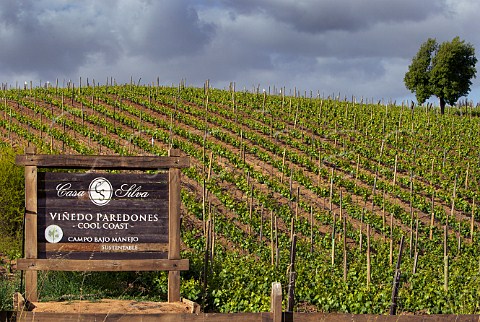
[38, 172, 169, 259]
[15, 148, 190, 303]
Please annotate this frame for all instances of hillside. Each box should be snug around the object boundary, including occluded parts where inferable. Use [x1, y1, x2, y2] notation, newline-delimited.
[1, 82, 480, 314]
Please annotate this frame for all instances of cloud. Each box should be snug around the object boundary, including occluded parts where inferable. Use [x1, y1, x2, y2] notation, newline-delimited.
[0, 0, 121, 79]
[219, 0, 447, 33]
[0, 0, 479, 103]
[115, 0, 215, 61]
[0, 0, 214, 81]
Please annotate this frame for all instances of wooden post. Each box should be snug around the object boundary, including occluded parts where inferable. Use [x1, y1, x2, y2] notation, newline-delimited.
[389, 235, 404, 315]
[366, 224, 371, 289]
[275, 216, 279, 268]
[270, 211, 274, 266]
[471, 197, 476, 241]
[329, 169, 334, 211]
[359, 209, 364, 251]
[409, 173, 414, 258]
[287, 235, 297, 312]
[317, 150, 322, 186]
[389, 213, 394, 266]
[343, 211, 347, 282]
[331, 212, 336, 266]
[249, 184, 254, 236]
[168, 149, 181, 302]
[310, 206, 314, 253]
[354, 154, 360, 188]
[392, 154, 397, 186]
[430, 191, 435, 240]
[444, 225, 448, 292]
[24, 146, 38, 302]
[271, 282, 282, 322]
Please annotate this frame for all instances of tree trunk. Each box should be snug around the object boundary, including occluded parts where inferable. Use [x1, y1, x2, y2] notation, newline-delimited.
[440, 97, 446, 114]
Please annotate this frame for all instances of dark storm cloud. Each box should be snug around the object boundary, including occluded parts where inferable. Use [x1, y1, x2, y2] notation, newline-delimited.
[0, 0, 214, 80]
[117, 1, 215, 60]
[0, 1, 121, 78]
[1, 0, 479, 103]
[219, 0, 447, 33]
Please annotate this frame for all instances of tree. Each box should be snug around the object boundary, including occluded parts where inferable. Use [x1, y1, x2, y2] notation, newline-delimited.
[404, 37, 477, 114]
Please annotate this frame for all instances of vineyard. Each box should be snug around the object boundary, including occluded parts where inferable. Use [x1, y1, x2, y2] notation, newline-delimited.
[1, 80, 480, 314]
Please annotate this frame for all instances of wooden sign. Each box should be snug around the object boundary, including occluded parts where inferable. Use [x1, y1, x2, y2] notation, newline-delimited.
[37, 172, 169, 259]
[16, 147, 189, 303]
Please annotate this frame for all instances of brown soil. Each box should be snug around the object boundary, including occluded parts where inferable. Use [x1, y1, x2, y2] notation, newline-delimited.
[28, 299, 196, 314]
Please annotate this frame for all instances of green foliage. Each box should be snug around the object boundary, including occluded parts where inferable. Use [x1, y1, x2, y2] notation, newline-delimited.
[39, 271, 165, 302]
[0, 277, 16, 310]
[2, 84, 480, 314]
[0, 146, 24, 255]
[404, 38, 438, 105]
[404, 37, 477, 112]
[430, 37, 477, 107]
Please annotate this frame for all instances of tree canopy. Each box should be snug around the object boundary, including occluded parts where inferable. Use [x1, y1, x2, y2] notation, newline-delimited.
[404, 37, 477, 114]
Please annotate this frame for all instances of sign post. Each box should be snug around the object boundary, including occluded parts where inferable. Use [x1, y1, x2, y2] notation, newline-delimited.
[16, 148, 190, 304]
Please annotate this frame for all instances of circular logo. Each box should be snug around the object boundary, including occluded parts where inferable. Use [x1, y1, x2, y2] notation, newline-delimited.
[88, 177, 113, 206]
[45, 225, 63, 243]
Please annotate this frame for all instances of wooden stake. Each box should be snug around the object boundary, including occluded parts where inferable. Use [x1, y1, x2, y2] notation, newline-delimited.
[343, 212, 347, 282]
[393, 154, 398, 186]
[471, 197, 475, 241]
[359, 209, 364, 252]
[329, 168, 334, 211]
[413, 251, 418, 274]
[310, 206, 314, 253]
[382, 189, 386, 239]
[444, 254, 449, 292]
[414, 213, 419, 254]
[317, 150, 322, 186]
[331, 212, 336, 266]
[354, 154, 360, 188]
[275, 216, 279, 268]
[287, 235, 297, 312]
[465, 162, 470, 190]
[270, 211, 274, 266]
[389, 212, 394, 266]
[207, 151, 213, 181]
[430, 191, 435, 240]
[389, 235, 404, 315]
[409, 172, 414, 258]
[295, 186, 300, 220]
[290, 216, 295, 242]
[249, 184, 254, 236]
[447, 174, 457, 233]
[366, 224, 371, 289]
[260, 204, 264, 242]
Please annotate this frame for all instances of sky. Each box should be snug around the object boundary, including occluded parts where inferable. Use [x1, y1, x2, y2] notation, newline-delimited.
[1, 0, 480, 105]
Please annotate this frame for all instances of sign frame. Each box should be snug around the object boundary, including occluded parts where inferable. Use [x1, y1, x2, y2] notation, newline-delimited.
[15, 146, 190, 303]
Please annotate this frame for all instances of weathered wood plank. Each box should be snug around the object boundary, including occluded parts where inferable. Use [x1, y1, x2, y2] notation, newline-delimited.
[39, 243, 169, 253]
[24, 146, 38, 303]
[270, 282, 282, 322]
[16, 154, 190, 169]
[39, 172, 169, 182]
[11, 312, 480, 322]
[168, 149, 181, 302]
[17, 259, 189, 271]
[39, 252, 168, 260]
[14, 312, 272, 322]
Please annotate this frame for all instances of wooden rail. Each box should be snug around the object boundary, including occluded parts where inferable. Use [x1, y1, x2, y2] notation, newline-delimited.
[4, 283, 479, 322]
